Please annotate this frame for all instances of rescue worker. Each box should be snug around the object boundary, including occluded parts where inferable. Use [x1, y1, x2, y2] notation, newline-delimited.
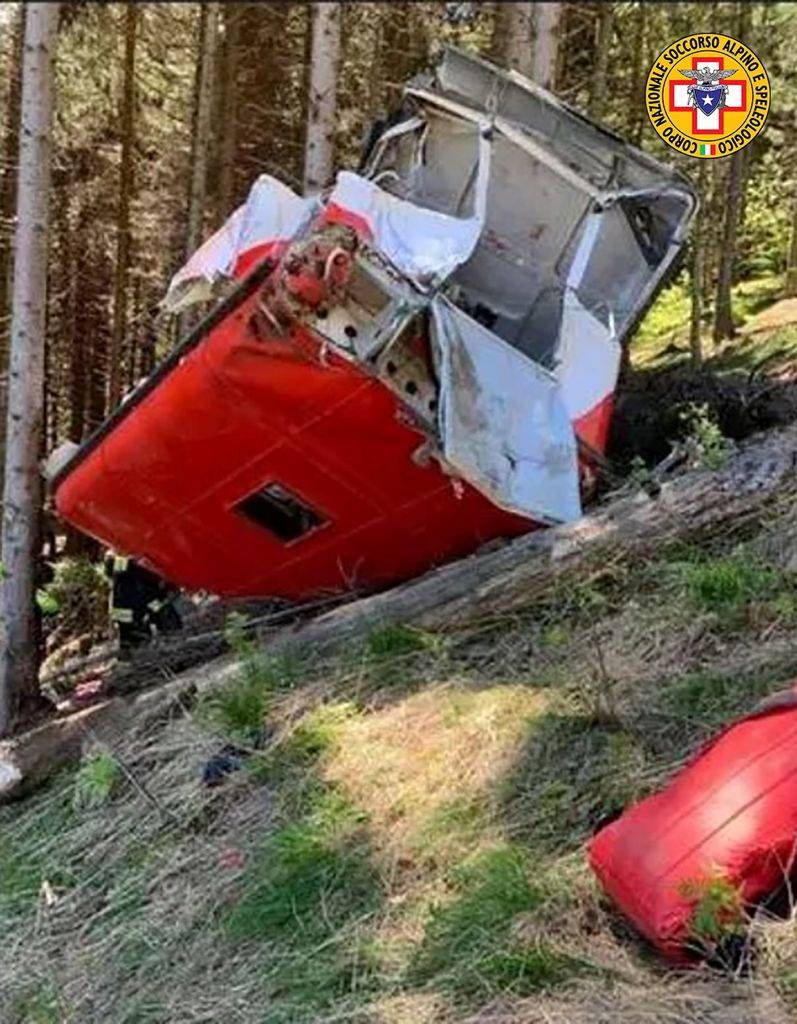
[104, 552, 183, 658]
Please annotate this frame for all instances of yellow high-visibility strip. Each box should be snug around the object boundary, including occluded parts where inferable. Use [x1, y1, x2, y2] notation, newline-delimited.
[111, 607, 134, 624]
[113, 556, 130, 572]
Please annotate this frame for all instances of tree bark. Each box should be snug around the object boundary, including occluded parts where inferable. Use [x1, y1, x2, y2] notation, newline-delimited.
[588, 3, 614, 119]
[185, 2, 218, 258]
[786, 176, 797, 298]
[0, 3, 59, 739]
[253, 422, 797, 657]
[712, 152, 744, 345]
[690, 163, 707, 368]
[214, 3, 240, 224]
[532, 1, 561, 90]
[303, 2, 342, 195]
[628, 2, 647, 145]
[491, 2, 534, 76]
[0, 4, 26, 367]
[109, 2, 137, 412]
[712, 2, 750, 345]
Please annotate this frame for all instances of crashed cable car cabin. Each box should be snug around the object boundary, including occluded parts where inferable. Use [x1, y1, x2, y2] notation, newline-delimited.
[52, 49, 696, 601]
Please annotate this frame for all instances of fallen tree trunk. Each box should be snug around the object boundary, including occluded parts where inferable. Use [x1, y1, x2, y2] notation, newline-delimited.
[4, 423, 797, 802]
[262, 422, 797, 651]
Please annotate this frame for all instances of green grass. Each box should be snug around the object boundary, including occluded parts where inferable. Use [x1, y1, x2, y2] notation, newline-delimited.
[631, 272, 790, 373]
[410, 846, 590, 1000]
[6, 516, 797, 1020]
[225, 787, 383, 1013]
[657, 668, 780, 733]
[73, 750, 122, 809]
[659, 550, 797, 633]
[200, 620, 308, 741]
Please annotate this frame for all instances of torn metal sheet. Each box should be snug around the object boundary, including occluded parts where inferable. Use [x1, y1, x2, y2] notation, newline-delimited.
[52, 48, 698, 601]
[432, 297, 580, 524]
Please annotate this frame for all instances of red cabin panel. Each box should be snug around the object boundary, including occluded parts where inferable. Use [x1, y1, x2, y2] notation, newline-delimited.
[55, 282, 533, 600]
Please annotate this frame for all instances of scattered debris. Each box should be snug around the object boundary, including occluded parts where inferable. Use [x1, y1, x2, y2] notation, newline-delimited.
[589, 682, 797, 962]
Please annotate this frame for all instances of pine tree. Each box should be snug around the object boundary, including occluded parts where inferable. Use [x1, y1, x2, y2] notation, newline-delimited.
[109, 3, 138, 411]
[0, 2, 60, 738]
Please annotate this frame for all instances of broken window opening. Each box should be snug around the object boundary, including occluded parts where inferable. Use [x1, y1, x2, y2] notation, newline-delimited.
[235, 483, 326, 544]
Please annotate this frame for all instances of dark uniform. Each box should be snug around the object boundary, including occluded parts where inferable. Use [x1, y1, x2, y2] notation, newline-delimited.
[104, 554, 182, 656]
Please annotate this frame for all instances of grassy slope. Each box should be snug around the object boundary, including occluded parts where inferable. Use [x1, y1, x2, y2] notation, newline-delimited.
[633, 272, 797, 375]
[4, 524, 797, 1023]
[5, 275, 797, 1023]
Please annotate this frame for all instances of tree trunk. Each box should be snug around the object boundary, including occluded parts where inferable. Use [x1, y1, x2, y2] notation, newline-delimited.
[0, 5, 26, 366]
[0, 3, 59, 739]
[0, 5, 27, 479]
[588, 3, 614, 118]
[109, 2, 137, 412]
[185, 2, 218, 258]
[786, 177, 797, 298]
[532, 1, 561, 90]
[491, 2, 534, 76]
[68, 206, 89, 444]
[628, 1, 647, 145]
[303, 2, 342, 195]
[214, 3, 240, 224]
[255, 422, 797, 657]
[690, 163, 708, 368]
[712, 152, 744, 345]
[713, 2, 750, 346]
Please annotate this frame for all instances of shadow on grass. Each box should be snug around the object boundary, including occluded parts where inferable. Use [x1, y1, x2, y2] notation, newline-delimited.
[406, 845, 594, 1002]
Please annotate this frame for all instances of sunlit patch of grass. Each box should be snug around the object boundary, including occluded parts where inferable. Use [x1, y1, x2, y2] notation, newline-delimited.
[632, 276, 691, 368]
[632, 273, 788, 373]
[324, 684, 545, 866]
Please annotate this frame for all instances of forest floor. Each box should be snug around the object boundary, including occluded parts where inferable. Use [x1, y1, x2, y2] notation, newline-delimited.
[633, 272, 797, 376]
[3, 275, 797, 1024]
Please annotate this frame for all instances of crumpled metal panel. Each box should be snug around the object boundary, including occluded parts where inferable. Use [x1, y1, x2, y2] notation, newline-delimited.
[432, 297, 580, 525]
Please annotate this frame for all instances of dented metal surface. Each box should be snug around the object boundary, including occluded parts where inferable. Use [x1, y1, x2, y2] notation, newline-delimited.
[51, 48, 697, 600]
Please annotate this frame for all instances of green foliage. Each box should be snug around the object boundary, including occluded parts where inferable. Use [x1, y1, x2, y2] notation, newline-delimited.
[201, 615, 306, 741]
[287, 701, 360, 761]
[35, 589, 60, 616]
[684, 557, 777, 611]
[679, 402, 732, 470]
[410, 846, 587, 999]
[680, 872, 745, 944]
[365, 623, 438, 659]
[677, 552, 796, 631]
[227, 789, 375, 942]
[39, 557, 109, 641]
[73, 752, 121, 810]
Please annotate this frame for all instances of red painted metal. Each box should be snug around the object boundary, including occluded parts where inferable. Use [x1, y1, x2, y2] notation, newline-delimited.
[55, 283, 536, 600]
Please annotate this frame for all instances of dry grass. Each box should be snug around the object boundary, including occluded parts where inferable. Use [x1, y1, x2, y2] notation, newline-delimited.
[4, 526, 797, 1021]
[324, 684, 545, 865]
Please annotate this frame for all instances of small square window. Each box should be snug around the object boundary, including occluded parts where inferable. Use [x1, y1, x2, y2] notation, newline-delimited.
[235, 483, 325, 543]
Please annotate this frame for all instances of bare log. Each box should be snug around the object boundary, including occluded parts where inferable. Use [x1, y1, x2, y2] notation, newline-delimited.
[261, 422, 797, 652]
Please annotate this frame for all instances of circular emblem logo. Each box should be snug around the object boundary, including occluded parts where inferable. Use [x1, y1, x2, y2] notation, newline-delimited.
[645, 33, 770, 159]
